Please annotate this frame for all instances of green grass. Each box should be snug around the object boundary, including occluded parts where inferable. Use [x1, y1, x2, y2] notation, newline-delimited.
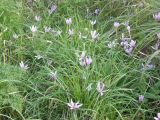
[0, 0, 160, 120]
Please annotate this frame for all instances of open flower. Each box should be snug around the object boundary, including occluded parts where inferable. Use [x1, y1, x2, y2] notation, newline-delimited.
[68, 29, 74, 36]
[19, 61, 29, 70]
[49, 71, 57, 80]
[96, 81, 106, 96]
[67, 99, 83, 110]
[154, 113, 160, 120]
[91, 30, 99, 40]
[114, 22, 120, 28]
[35, 15, 42, 22]
[139, 95, 144, 102]
[48, 4, 57, 15]
[79, 51, 92, 67]
[65, 18, 72, 25]
[90, 20, 96, 25]
[44, 26, 51, 33]
[153, 12, 160, 22]
[30, 25, 37, 33]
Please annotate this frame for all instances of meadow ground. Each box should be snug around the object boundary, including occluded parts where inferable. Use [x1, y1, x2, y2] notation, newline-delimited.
[0, 0, 160, 120]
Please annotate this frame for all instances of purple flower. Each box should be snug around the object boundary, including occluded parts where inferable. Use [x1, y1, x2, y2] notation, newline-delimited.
[154, 113, 160, 120]
[65, 18, 72, 25]
[48, 4, 57, 15]
[139, 95, 144, 102]
[153, 12, 160, 22]
[141, 63, 155, 71]
[95, 8, 100, 15]
[79, 51, 92, 67]
[67, 99, 83, 110]
[96, 81, 105, 96]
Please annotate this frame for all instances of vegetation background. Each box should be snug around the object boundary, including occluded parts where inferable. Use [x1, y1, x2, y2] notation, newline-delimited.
[0, 0, 160, 120]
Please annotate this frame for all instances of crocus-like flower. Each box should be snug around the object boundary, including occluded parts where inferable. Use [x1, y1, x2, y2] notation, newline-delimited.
[30, 25, 37, 33]
[90, 20, 96, 25]
[114, 22, 120, 28]
[141, 63, 155, 71]
[91, 30, 99, 40]
[79, 51, 92, 67]
[95, 8, 100, 15]
[68, 29, 74, 36]
[96, 81, 105, 96]
[49, 71, 57, 80]
[139, 95, 144, 102]
[44, 26, 51, 33]
[19, 61, 29, 70]
[67, 99, 83, 110]
[65, 18, 72, 25]
[35, 15, 42, 22]
[13, 34, 18, 39]
[154, 113, 160, 120]
[153, 12, 160, 22]
[48, 4, 57, 15]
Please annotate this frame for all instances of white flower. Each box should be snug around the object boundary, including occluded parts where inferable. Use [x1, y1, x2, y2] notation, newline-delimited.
[154, 113, 160, 120]
[114, 22, 120, 28]
[67, 99, 83, 110]
[90, 20, 96, 25]
[44, 26, 51, 33]
[30, 25, 37, 33]
[49, 71, 57, 80]
[35, 15, 42, 22]
[96, 81, 105, 96]
[68, 29, 74, 36]
[19, 61, 29, 70]
[91, 30, 99, 40]
[95, 8, 100, 15]
[65, 18, 72, 25]
[13, 34, 18, 39]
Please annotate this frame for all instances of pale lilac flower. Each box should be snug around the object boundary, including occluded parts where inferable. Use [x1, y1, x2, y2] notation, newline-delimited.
[86, 83, 93, 92]
[141, 63, 155, 71]
[13, 34, 18, 39]
[68, 29, 74, 36]
[139, 95, 144, 102]
[49, 71, 57, 80]
[48, 4, 57, 15]
[153, 12, 160, 22]
[79, 51, 92, 67]
[91, 30, 99, 40]
[154, 113, 160, 120]
[35, 15, 42, 22]
[19, 61, 29, 70]
[130, 40, 136, 48]
[35, 54, 43, 60]
[96, 81, 105, 96]
[85, 57, 92, 66]
[67, 99, 83, 110]
[90, 20, 96, 25]
[30, 25, 37, 33]
[65, 18, 72, 25]
[95, 8, 100, 15]
[44, 26, 51, 33]
[114, 22, 120, 28]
